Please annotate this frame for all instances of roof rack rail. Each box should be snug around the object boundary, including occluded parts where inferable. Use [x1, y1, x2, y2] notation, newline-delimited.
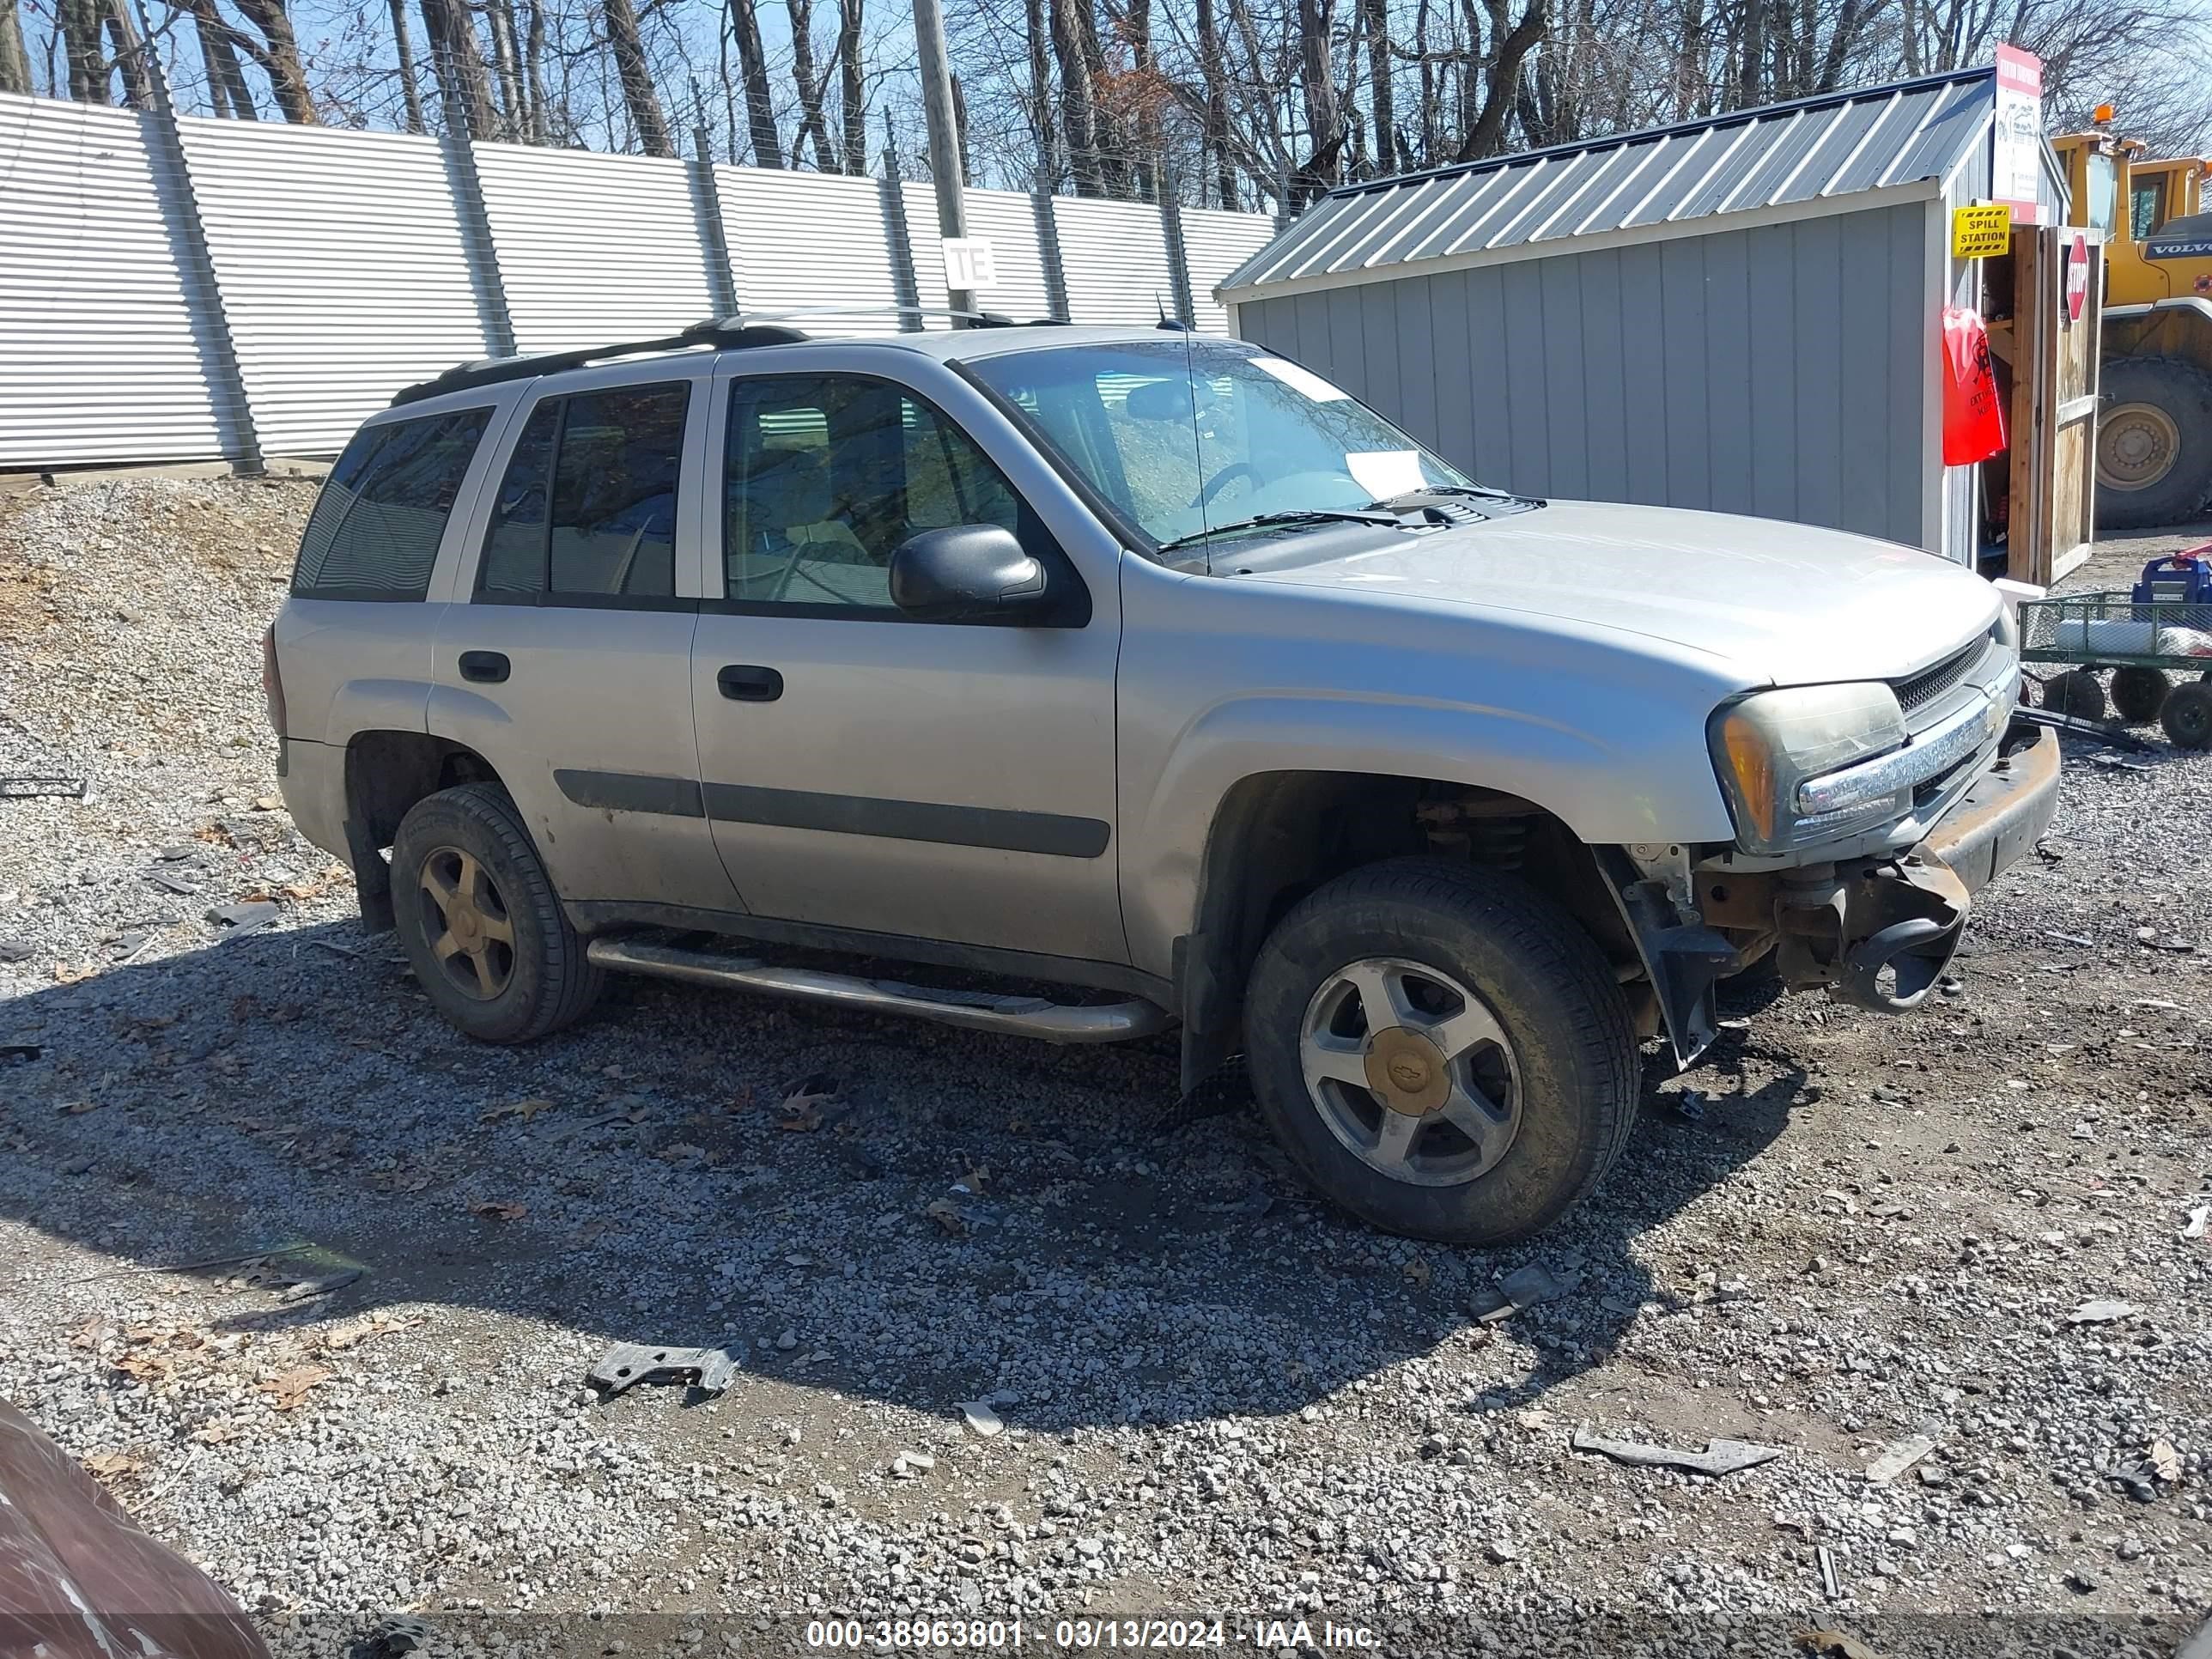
[691, 305, 1068, 328]
[387, 319, 812, 407]
[388, 307, 1071, 408]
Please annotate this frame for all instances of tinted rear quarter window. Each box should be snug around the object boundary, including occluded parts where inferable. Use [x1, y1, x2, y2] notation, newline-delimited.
[293, 408, 491, 599]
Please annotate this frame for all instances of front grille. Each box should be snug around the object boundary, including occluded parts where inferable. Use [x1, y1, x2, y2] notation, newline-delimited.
[1893, 633, 1990, 715]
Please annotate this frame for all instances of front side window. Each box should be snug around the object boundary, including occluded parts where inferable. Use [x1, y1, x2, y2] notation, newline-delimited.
[964, 340, 1474, 560]
[723, 374, 1024, 611]
[294, 407, 490, 599]
[477, 382, 689, 602]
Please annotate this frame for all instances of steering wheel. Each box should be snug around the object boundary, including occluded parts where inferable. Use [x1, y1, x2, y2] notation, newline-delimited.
[1191, 462, 1261, 511]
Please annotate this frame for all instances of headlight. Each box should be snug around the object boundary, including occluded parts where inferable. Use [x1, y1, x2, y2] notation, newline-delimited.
[1708, 683, 1908, 854]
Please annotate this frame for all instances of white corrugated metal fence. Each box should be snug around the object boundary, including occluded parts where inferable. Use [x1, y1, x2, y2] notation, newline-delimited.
[0, 88, 1277, 469]
[0, 97, 230, 466]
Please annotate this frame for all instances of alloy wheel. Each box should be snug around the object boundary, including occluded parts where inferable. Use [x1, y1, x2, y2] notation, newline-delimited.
[1297, 957, 1522, 1187]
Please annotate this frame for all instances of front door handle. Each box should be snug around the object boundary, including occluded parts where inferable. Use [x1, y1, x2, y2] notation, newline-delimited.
[718, 665, 783, 702]
[459, 651, 510, 684]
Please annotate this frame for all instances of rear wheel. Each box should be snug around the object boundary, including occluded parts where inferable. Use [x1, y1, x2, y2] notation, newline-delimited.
[2112, 665, 2172, 725]
[2096, 358, 2212, 531]
[392, 782, 604, 1042]
[2163, 681, 2212, 750]
[2044, 669, 2108, 722]
[1243, 857, 1638, 1245]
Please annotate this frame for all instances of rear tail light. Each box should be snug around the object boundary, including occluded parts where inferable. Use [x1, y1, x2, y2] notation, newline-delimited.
[261, 623, 288, 740]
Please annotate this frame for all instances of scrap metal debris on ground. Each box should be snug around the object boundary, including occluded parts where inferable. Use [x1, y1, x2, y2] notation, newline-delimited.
[1863, 1434, 1936, 1485]
[1468, 1261, 1582, 1322]
[1568, 1427, 1784, 1475]
[586, 1342, 743, 1399]
[0, 775, 88, 799]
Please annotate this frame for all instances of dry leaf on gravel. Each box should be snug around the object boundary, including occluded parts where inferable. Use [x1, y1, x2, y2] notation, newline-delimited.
[924, 1198, 968, 1237]
[190, 1420, 242, 1444]
[2152, 1439, 2183, 1482]
[52, 963, 92, 984]
[264, 1365, 331, 1410]
[1404, 1256, 1432, 1286]
[1796, 1632, 1883, 1659]
[480, 1097, 556, 1125]
[318, 1313, 414, 1353]
[82, 1449, 145, 1480]
[953, 1165, 991, 1195]
[468, 1199, 528, 1222]
[776, 1075, 838, 1132]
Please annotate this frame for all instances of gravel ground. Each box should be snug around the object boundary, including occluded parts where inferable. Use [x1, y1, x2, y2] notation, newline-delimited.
[2, 480, 2209, 1659]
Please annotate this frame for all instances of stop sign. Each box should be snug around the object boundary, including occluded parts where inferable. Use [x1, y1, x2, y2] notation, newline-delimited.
[2065, 230, 2089, 323]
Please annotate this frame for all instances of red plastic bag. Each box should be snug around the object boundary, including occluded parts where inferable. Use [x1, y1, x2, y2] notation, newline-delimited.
[1941, 305, 2006, 465]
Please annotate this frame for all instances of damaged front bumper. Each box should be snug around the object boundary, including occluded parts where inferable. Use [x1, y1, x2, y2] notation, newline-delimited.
[1610, 720, 2061, 1063]
[1806, 718, 2061, 1012]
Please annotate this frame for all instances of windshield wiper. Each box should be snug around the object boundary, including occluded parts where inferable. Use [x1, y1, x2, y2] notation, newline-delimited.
[1156, 507, 1407, 553]
[1363, 483, 1538, 510]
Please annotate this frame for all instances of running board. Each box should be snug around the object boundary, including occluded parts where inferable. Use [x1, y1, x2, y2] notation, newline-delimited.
[585, 937, 1171, 1044]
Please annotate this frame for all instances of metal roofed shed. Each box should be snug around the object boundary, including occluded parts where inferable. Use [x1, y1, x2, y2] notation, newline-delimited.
[1218, 67, 2073, 566]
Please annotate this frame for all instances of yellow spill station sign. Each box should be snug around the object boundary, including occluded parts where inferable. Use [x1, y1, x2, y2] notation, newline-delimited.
[1952, 204, 2013, 258]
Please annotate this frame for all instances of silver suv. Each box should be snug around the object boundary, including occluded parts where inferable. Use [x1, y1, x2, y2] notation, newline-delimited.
[266, 318, 2058, 1244]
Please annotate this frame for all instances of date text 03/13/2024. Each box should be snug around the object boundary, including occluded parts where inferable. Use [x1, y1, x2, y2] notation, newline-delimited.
[800, 1620, 1381, 1650]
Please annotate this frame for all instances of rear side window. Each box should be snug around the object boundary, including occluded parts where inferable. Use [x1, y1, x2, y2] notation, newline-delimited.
[293, 408, 491, 600]
[477, 382, 690, 603]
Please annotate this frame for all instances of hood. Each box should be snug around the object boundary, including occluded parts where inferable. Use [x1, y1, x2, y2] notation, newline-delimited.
[1229, 500, 2000, 686]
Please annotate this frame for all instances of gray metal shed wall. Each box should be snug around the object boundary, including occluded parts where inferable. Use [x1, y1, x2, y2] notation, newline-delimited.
[1233, 199, 1936, 551]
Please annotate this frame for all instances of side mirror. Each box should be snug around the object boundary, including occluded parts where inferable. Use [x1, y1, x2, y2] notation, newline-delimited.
[889, 525, 1050, 622]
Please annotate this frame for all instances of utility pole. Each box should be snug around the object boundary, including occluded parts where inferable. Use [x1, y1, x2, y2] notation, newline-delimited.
[910, 0, 972, 321]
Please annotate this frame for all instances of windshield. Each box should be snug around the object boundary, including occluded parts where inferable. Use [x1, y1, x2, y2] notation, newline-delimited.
[965, 338, 1479, 563]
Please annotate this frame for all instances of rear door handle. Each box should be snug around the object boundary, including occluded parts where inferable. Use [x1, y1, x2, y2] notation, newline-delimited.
[717, 665, 783, 702]
[459, 651, 510, 684]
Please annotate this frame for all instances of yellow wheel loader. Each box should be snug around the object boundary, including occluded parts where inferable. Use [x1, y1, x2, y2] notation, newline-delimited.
[2051, 118, 2212, 528]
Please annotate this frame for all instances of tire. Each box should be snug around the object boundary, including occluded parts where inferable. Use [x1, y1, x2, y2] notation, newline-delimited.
[2044, 669, 2108, 723]
[1243, 856, 1639, 1245]
[2163, 681, 2212, 750]
[2111, 665, 2172, 725]
[2095, 357, 2212, 531]
[390, 782, 604, 1042]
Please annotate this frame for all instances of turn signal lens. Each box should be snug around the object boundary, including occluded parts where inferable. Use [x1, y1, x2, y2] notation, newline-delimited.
[1721, 715, 1778, 844]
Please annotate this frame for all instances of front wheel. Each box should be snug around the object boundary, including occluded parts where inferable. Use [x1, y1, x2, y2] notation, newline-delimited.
[2095, 358, 2212, 531]
[391, 782, 604, 1042]
[1243, 858, 1640, 1244]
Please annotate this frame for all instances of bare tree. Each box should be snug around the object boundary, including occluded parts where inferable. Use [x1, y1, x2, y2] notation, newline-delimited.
[1360, 0, 1396, 170]
[484, 0, 526, 135]
[836, 0, 866, 169]
[99, 0, 149, 106]
[227, 0, 313, 120]
[786, 0, 839, 166]
[1049, 0, 1105, 191]
[0, 0, 33, 94]
[726, 0, 781, 163]
[385, 0, 423, 130]
[60, 0, 106, 101]
[603, 0, 672, 152]
[420, 0, 495, 134]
